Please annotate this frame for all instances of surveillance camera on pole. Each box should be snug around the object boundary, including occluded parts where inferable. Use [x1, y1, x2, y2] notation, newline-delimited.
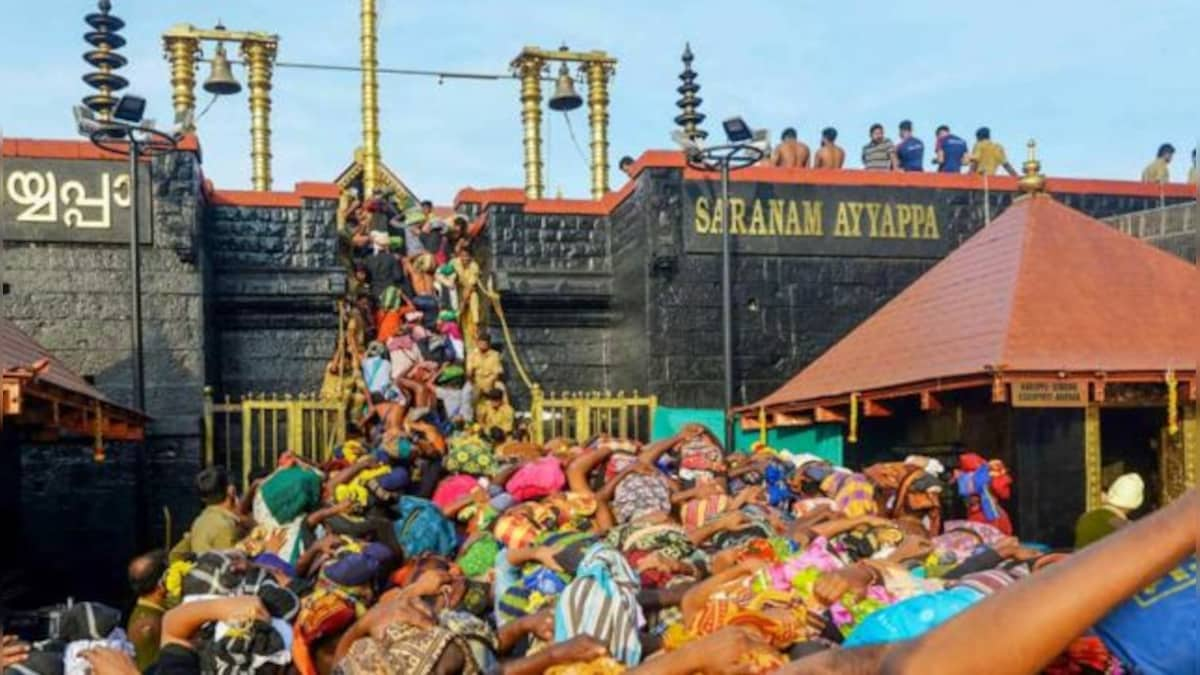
[671, 129, 705, 160]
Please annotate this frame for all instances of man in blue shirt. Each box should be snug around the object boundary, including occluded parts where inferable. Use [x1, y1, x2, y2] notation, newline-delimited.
[894, 120, 924, 172]
[1093, 557, 1198, 674]
[934, 125, 968, 173]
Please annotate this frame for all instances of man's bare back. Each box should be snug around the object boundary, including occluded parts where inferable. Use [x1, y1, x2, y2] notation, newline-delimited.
[815, 143, 846, 169]
[772, 140, 810, 168]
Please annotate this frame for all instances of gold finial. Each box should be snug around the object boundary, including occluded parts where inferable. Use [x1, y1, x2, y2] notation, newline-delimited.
[1018, 138, 1046, 195]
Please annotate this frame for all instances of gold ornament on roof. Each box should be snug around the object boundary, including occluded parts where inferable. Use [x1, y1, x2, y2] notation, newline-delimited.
[1018, 139, 1046, 195]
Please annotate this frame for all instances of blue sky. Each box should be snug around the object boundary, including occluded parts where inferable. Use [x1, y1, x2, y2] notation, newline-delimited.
[2, 1, 1198, 203]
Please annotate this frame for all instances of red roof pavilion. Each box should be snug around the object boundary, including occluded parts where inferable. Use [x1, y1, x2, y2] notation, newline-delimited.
[1, 316, 145, 442]
[752, 191, 1200, 417]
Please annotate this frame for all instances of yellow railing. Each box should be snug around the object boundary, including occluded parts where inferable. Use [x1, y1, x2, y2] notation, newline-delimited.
[203, 387, 346, 490]
[529, 385, 657, 444]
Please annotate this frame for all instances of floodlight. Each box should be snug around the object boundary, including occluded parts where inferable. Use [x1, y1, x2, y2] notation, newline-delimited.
[722, 117, 752, 143]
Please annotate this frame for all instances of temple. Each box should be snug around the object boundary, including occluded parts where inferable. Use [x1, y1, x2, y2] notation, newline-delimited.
[4, 3, 1200, 612]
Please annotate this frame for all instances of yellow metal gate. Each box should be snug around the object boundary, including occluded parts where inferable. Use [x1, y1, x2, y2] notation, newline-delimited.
[529, 385, 657, 444]
[203, 388, 346, 489]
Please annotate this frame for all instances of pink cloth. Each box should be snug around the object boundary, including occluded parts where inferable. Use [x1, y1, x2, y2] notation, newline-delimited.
[439, 321, 464, 341]
[764, 536, 845, 592]
[506, 457, 566, 502]
[432, 474, 480, 509]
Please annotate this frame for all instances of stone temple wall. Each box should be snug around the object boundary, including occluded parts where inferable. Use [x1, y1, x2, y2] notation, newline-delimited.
[205, 197, 343, 397]
[0, 141, 343, 608]
[468, 166, 1191, 413]
[1, 148, 209, 608]
[1105, 201, 1199, 263]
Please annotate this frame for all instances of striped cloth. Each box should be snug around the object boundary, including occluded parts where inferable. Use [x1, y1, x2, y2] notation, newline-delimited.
[554, 544, 646, 666]
[861, 139, 895, 169]
[680, 494, 731, 529]
[957, 564, 1030, 597]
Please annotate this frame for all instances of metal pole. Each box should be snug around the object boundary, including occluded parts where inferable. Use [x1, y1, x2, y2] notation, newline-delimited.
[720, 158, 734, 452]
[128, 136, 145, 411]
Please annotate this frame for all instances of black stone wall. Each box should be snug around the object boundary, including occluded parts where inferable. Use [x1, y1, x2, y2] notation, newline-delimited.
[1105, 201, 1199, 263]
[206, 198, 343, 397]
[1, 149, 208, 609]
[0, 147, 344, 609]
[483, 205, 616, 410]
[474, 169, 1184, 413]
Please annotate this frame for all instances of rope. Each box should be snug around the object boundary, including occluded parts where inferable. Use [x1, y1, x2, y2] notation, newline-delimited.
[479, 280, 538, 394]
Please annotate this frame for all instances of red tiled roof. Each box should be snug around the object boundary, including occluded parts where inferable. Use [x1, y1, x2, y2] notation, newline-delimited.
[754, 194, 1200, 411]
[0, 316, 143, 419]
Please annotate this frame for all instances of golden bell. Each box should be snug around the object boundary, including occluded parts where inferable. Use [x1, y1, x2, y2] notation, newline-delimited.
[204, 43, 242, 96]
[548, 63, 582, 112]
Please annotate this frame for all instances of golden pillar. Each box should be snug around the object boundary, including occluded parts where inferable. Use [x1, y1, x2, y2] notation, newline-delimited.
[360, 0, 381, 196]
[516, 56, 545, 200]
[1084, 404, 1102, 511]
[241, 39, 276, 191]
[163, 35, 199, 130]
[1184, 401, 1198, 489]
[585, 61, 612, 199]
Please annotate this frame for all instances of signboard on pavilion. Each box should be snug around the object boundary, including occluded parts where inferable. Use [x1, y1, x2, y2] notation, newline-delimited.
[1011, 380, 1088, 408]
[682, 180, 955, 257]
[2, 157, 152, 244]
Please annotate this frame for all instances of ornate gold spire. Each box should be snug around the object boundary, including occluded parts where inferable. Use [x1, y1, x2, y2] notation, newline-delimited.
[1017, 139, 1046, 195]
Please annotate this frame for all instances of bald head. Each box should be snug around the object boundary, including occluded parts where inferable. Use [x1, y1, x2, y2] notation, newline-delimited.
[128, 549, 167, 597]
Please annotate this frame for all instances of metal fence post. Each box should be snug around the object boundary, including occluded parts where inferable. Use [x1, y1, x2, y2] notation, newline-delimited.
[576, 396, 590, 441]
[530, 384, 544, 445]
[241, 397, 253, 493]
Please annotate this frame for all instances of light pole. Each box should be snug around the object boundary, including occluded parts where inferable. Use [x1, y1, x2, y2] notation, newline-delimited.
[672, 46, 766, 452]
[680, 138, 764, 452]
[78, 0, 178, 412]
[88, 126, 178, 412]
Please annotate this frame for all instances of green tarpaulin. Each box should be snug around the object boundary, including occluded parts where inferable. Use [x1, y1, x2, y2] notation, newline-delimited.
[650, 406, 843, 464]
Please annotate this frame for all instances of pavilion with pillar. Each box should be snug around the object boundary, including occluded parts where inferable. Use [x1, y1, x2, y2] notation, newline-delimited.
[747, 147, 1200, 545]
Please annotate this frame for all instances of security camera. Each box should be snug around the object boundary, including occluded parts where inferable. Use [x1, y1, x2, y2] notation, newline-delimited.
[671, 129, 705, 158]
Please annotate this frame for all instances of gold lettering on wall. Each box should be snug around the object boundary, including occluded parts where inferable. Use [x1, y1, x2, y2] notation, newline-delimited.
[750, 199, 766, 235]
[5, 170, 132, 231]
[692, 196, 938, 242]
[769, 199, 785, 235]
[730, 198, 746, 235]
[694, 196, 710, 233]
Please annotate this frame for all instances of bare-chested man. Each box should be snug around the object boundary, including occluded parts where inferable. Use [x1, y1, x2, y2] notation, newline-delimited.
[814, 127, 846, 169]
[770, 127, 810, 168]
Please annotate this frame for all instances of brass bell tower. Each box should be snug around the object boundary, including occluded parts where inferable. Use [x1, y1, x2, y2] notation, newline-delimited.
[162, 24, 279, 191]
[510, 46, 617, 200]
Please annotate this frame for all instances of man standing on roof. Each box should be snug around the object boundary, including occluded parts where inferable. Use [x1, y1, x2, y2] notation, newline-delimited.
[815, 127, 845, 168]
[894, 120, 924, 172]
[771, 127, 810, 168]
[1141, 143, 1174, 183]
[862, 123, 896, 170]
[968, 127, 1018, 176]
[933, 125, 969, 173]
